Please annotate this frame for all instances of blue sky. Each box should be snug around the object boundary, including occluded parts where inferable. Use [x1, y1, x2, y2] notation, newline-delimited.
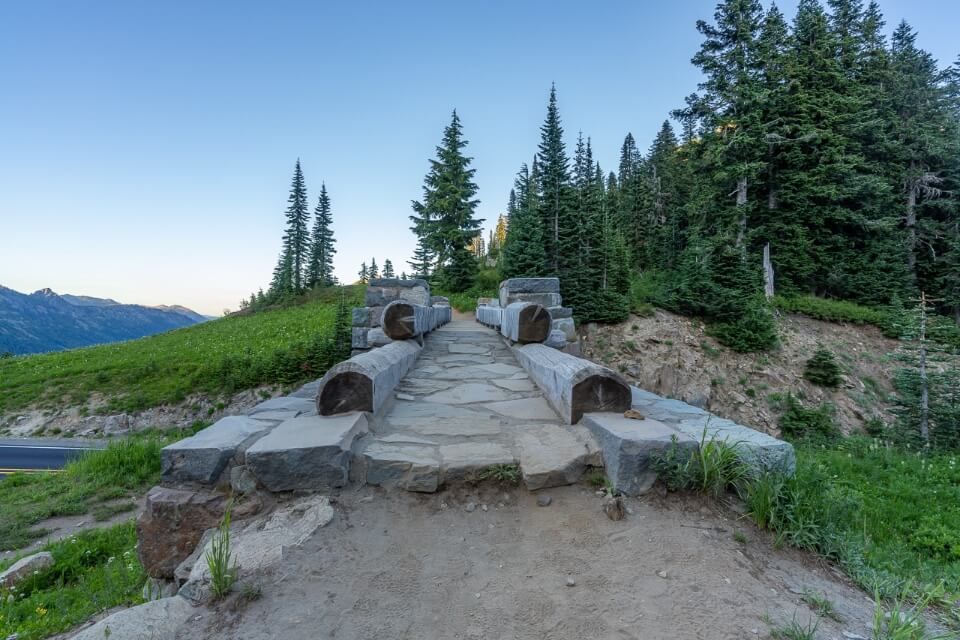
[1, 1, 957, 315]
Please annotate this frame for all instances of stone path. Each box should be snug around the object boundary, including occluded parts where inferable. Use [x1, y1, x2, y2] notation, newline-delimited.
[354, 320, 600, 492]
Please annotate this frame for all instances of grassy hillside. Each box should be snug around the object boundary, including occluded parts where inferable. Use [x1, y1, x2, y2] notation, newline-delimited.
[0, 287, 361, 416]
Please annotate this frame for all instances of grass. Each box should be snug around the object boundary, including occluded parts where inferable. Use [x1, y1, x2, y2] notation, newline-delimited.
[769, 615, 819, 640]
[0, 522, 145, 640]
[436, 289, 497, 313]
[0, 428, 199, 550]
[0, 287, 361, 416]
[771, 294, 890, 328]
[477, 463, 521, 485]
[654, 428, 751, 498]
[206, 499, 237, 600]
[801, 589, 841, 622]
[746, 438, 960, 620]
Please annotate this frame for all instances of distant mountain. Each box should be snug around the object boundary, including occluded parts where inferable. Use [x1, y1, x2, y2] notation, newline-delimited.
[0, 286, 209, 355]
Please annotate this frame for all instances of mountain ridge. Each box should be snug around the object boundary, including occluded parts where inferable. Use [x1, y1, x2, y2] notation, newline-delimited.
[0, 285, 209, 355]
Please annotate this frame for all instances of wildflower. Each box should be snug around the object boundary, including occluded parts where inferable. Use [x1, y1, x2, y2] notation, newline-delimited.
[36, 605, 48, 616]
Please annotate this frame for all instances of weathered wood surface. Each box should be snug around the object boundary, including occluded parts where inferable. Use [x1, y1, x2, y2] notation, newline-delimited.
[476, 304, 503, 328]
[501, 302, 552, 344]
[513, 343, 631, 424]
[316, 340, 421, 415]
[381, 301, 432, 340]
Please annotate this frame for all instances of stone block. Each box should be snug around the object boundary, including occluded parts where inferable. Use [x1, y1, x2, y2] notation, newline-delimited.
[582, 413, 698, 496]
[351, 307, 371, 327]
[477, 304, 502, 327]
[351, 327, 370, 349]
[545, 329, 566, 349]
[369, 305, 384, 327]
[366, 278, 430, 307]
[439, 442, 515, 484]
[548, 306, 573, 319]
[500, 277, 561, 294]
[290, 379, 321, 398]
[249, 396, 314, 417]
[136, 486, 227, 579]
[245, 413, 368, 492]
[430, 295, 450, 306]
[553, 317, 577, 341]
[161, 416, 274, 486]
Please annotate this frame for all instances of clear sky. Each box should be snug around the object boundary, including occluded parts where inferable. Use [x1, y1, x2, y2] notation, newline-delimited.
[1, 1, 957, 315]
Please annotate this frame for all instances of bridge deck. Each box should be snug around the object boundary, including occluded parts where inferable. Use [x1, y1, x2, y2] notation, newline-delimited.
[355, 320, 599, 491]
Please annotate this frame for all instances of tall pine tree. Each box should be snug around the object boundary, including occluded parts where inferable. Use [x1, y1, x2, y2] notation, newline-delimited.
[307, 183, 336, 288]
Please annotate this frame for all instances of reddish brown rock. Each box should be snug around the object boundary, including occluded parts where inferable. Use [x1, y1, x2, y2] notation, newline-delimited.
[136, 486, 227, 579]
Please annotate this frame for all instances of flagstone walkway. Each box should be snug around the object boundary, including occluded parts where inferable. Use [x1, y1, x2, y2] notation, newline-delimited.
[354, 320, 600, 492]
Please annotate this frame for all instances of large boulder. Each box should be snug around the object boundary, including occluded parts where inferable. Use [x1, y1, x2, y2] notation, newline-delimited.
[0, 552, 54, 588]
[68, 595, 194, 640]
[136, 486, 227, 579]
[161, 416, 275, 486]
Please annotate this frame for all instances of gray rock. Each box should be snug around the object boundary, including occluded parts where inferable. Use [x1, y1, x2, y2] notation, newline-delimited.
[552, 317, 577, 342]
[544, 329, 567, 350]
[547, 306, 574, 319]
[245, 413, 368, 492]
[360, 441, 440, 492]
[68, 596, 194, 640]
[430, 296, 450, 306]
[250, 396, 314, 416]
[423, 382, 514, 405]
[367, 327, 392, 347]
[582, 413, 698, 496]
[351, 307, 371, 327]
[518, 425, 599, 490]
[229, 465, 258, 494]
[290, 379, 321, 399]
[161, 416, 274, 486]
[142, 577, 178, 601]
[0, 552, 53, 588]
[537, 495, 552, 507]
[465, 501, 477, 512]
[566, 577, 576, 587]
[351, 327, 370, 349]
[485, 397, 558, 420]
[500, 277, 561, 294]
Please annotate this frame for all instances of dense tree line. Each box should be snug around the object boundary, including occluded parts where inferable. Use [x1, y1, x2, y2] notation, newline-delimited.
[500, 0, 959, 347]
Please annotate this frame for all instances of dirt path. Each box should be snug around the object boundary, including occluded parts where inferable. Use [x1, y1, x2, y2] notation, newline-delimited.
[190, 485, 883, 640]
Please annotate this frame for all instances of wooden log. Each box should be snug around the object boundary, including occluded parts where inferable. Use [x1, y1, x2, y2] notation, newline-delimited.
[476, 304, 502, 328]
[513, 343, 631, 424]
[501, 302, 552, 343]
[316, 341, 420, 415]
[380, 301, 431, 340]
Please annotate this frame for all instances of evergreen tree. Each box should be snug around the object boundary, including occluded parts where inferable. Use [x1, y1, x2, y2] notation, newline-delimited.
[280, 159, 310, 292]
[358, 261, 368, 284]
[307, 183, 336, 287]
[410, 110, 483, 291]
[537, 84, 572, 273]
[369, 257, 380, 280]
[502, 163, 547, 278]
[383, 259, 395, 278]
[407, 236, 433, 278]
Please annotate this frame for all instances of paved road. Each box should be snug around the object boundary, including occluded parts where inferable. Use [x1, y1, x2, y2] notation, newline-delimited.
[0, 438, 105, 478]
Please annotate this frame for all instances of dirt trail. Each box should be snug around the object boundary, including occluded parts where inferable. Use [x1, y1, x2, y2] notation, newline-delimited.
[190, 485, 885, 640]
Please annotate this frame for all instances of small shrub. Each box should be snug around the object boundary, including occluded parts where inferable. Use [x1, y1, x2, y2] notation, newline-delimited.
[206, 500, 238, 600]
[779, 395, 840, 444]
[478, 464, 521, 485]
[708, 301, 778, 353]
[803, 349, 842, 388]
[769, 615, 819, 640]
[801, 589, 841, 622]
[654, 428, 751, 498]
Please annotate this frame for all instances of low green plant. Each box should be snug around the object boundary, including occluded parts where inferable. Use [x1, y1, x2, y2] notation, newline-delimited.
[478, 464, 521, 485]
[804, 349, 843, 388]
[769, 615, 819, 640]
[801, 589, 841, 622]
[206, 500, 238, 600]
[779, 395, 840, 444]
[771, 295, 889, 328]
[733, 530, 748, 544]
[0, 523, 145, 640]
[654, 428, 751, 498]
[871, 587, 952, 640]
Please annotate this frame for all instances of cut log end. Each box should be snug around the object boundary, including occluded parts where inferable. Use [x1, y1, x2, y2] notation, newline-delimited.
[382, 302, 417, 340]
[516, 304, 551, 343]
[317, 371, 373, 416]
[571, 375, 632, 424]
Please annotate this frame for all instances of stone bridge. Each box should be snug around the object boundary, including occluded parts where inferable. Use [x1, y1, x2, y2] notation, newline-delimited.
[158, 278, 794, 500]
